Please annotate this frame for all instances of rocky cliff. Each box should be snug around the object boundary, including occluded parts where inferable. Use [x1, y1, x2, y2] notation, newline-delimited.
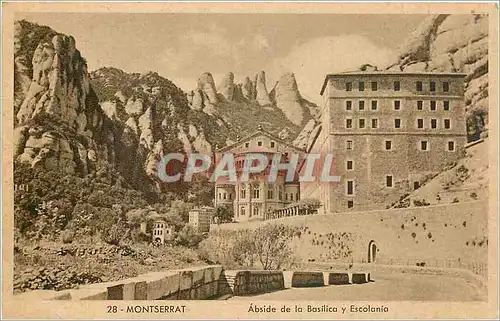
[13, 20, 230, 194]
[13, 20, 317, 195]
[14, 20, 113, 179]
[387, 14, 489, 141]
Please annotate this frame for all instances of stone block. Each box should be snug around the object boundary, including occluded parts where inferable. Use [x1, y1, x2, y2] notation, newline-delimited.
[191, 267, 205, 288]
[328, 273, 350, 285]
[179, 270, 193, 291]
[144, 272, 180, 300]
[122, 281, 136, 300]
[107, 284, 124, 300]
[177, 289, 190, 300]
[351, 273, 367, 284]
[205, 281, 219, 298]
[134, 281, 147, 300]
[212, 266, 224, 281]
[291, 272, 325, 287]
[283, 271, 294, 288]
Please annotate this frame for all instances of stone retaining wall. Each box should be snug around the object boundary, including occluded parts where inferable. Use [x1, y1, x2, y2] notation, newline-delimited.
[14, 267, 371, 300]
[14, 265, 224, 301]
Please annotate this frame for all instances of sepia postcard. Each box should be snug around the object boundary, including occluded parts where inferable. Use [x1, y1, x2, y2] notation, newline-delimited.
[1, 1, 499, 319]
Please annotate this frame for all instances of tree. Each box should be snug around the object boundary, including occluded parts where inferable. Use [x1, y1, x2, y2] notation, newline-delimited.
[188, 174, 214, 206]
[214, 204, 233, 224]
[253, 223, 295, 270]
[169, 199, 194, 222]
[174, 225, 204, 248]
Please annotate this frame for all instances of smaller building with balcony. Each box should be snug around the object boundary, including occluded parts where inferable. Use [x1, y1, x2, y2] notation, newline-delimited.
[152, 220, 174, 244]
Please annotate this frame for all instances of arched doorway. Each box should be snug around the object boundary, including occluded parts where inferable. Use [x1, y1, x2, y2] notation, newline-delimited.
[367, 240, 377, 263]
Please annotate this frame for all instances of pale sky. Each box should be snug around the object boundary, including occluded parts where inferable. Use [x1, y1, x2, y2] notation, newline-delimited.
[16, 13, 427, 103]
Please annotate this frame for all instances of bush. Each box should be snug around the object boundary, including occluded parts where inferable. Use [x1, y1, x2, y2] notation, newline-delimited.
[199, 223, 296, 270]
[213, 204, 233, 224]
[174, 225, 204, 248]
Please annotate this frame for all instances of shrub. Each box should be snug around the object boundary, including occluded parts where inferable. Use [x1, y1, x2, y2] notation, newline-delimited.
[174, 225, 204, 248]
[213, 204, 233, 224]
[413, 199, 430, 207]
[253, 223, 295, 270]
[199, 223, 296, 270]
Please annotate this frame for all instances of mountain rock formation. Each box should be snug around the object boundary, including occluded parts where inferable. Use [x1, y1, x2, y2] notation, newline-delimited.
[188, 70, 319, 139]
[386, 14, 489, 141]
[269, 72, 319, 127]
[14, 20, 318, 195]
[13, 20, 230, 194]
[254, 71, 272, 106]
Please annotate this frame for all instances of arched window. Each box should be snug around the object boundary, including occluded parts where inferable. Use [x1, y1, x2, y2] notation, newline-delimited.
[252, 184, 260, 198]
[240, 183, 246, 199]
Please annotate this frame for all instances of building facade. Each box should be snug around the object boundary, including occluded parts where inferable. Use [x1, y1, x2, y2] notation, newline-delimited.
[214, 126, 303, 222]
[301, 71, 467, 213]
[152, 220, 174, 244]
[188, 207, 214, 233]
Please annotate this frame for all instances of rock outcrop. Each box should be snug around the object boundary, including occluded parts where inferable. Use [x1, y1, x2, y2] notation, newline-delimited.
[218, 72, 236, 101]
[242, 76, 255, 101]
[254, 71, 272, 106]
[190, 72, 219, 113]
[14, 20, 111, 177]
[293, 119, 321, 150]
[271, 73, 313, 126]
[13, 20, 229, 194]
[387, 14, 489, 140]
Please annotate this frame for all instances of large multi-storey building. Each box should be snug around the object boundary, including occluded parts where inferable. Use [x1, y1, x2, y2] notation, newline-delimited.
[301, 71, 467, 213]
[214, 126, 304, 222]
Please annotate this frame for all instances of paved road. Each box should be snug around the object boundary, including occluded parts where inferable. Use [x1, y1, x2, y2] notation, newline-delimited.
[231, 272, 486, 301]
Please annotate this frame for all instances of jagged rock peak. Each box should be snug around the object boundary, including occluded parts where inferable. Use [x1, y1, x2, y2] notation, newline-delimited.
[242, 76, 255, 100]
[255, 70, 271, 106]
[197, 72, 218, 105]
[273, 73, 305, 126]
[218, 72, 235, 101]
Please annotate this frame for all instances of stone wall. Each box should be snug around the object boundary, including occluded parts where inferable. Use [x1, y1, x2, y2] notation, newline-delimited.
[216, 201, 488, 278]
[14, 265, 224, 300]
[14, 268, 375, 300]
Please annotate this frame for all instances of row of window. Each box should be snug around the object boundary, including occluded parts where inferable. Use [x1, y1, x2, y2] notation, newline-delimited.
[239, 206, 260, 217]
[239, 188, 299, 201]
[153, 229, 170, 236]
[218, 192, 233, 200]
[345, 139, 456, 152]
[345, 175, 394, 196]
[345, 100, 451, 111]
[244, 141, 276, 148]
[345, 118, 452, 129]
[345, 80, 451, 92]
